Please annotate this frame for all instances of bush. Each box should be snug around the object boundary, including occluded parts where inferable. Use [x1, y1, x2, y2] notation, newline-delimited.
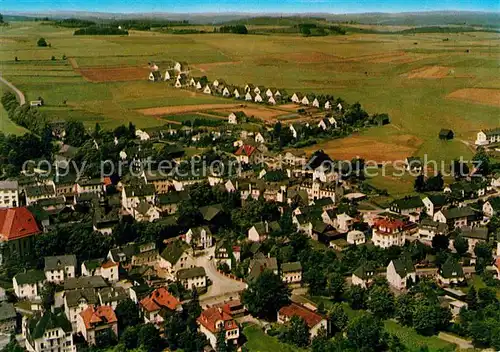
[37, 37, 48, 47]
[74, 26, 128, 35]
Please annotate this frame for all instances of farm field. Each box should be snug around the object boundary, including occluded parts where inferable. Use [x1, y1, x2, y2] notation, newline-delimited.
[0, 21, 499, 196]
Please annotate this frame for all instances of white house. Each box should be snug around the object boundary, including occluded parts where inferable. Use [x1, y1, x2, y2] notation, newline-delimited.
[176, 266, 207, 290]
[13, 270, 45, 300]
[437, 258, 465, 286]
[433, 206, 477, 229]
[254, 93, 263, 103]
[164, 69, 174, 81]
[44, 255, 77, 284]
[265, 88, 274, 98]
[268, 96, 277, 105]
[387, 256, 416, 290]
[158, 240, 195, 277]
[24, 311, 74, 352]
[185, 226, 213, 250]
[372, 218, 406, 248]
[291, 93, 302, 104]
[233, 88, 241, 99]
[312, 98, 320, 108]
[347, 230, 365, 245]
[281, 262, 302, 285]
[324, 101, 331, 110]
[422, 195, 447, 217]
[475, 128, 500, 145]
[255, 132, 266, 144]
[203, 85, 212, 94]
[0, 181, 19, 208]
[352, 264, 375, 288]
[245, 92, 254, 101]
[81, 259, 119, 283]
[417, 219, 448, 242]
[336, 213, 354, 232]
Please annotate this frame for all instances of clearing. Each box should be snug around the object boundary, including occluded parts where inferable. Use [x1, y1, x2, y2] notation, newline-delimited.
[78, 66, 151, 82]
[405, 66, 454, 79]
[446, 88, 500, 108]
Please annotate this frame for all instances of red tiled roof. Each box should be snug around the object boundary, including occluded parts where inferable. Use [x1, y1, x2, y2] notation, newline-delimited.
[0, 207, 41, 241]
[103, 177, 112, 186]
[197, 307, 238, 333]
[235, 145, 257, 157]
[140, 287, 180, 312]
[101, 260, 118, 269]
[279, 303, 324, 329]
[79, 305, 117, 330]
[495, 257, 500, 270]
[373, 218, 404, 234]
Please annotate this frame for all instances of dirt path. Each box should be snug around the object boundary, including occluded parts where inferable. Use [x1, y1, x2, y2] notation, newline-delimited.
[68, 57, 79, 69]
[438, 332, 473, 350]
[0, 75, 26, 105]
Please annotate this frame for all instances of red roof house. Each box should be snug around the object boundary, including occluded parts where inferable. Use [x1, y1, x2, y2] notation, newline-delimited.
[78, 305, 118, 345]
[139, 287, 182, 326]
[0, 207, 41, 242]
[235, 145, 256, 157]
[197, 306, 240, 348]
[278, 303, 327, 338]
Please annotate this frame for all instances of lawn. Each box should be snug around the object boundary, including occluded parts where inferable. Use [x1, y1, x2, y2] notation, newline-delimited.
[243, 325, 307, 352]
[309, 297, 456, 352]
[459, 274, 500, 299]
[0, 82, 28, 135]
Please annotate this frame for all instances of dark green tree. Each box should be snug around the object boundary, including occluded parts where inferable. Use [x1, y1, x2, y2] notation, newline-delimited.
[216, 329, 228, 352]
[115, 299, 141, 330]
[241, 270, 291, 319]
[346, 284, 367, 310]
[137, 323, 162, 352]
[279, 316, 310, 347]
[37, 37, 48, 47]
[326, 272, 345, 301]
[453, 234, 468, 257]
[346, 313, 384, 352]
[367, 284, 395, 319]
[328, 303, 348, 334]
[395, 294, 414, 326]
[465, 286, 478, 310]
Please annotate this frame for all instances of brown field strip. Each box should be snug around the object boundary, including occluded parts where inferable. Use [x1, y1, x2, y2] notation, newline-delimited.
[76, 66, 151, 82]
[446, 88, 500, 107]
[138, 104, 245, 116]
[302, 134, 422, 162]
[404, 66, 453, 79]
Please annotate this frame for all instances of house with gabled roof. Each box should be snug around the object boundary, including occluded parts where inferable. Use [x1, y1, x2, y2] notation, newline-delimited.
[247, 255, 278, 282]
[234, 144, 263, 164]
[483, 196, 500, 217]
[278, 303, 327, 339]
[324, 100, 332, 110]
[156, 190, 190, 214]
[254, 93, 263, 103]
[268, 95, 277, 105]
[174, 61, 189, 73]
[158, 240, 194, 276]
[433, 206, 478, 229]
[248, 221, 281, 242]
[390, 196, 424, 216]
[422, 195, 448, 217]
[13, 270, 45, 299]
[81, 259, 119, 283]
[347, 230, 365, 245]
[64, 288, 100, 328]
[417, 219, 448, 242]
[301, 94, 314, 106]
[213, 78, 225, 88]
[77, 305, 118, 345]
[281, 262, 302, 285]
[121, 183, 155, 210]
[228, 111, 246, 125]
[140, 287, 182, 326]
[456, 226, 489, 254]
[148, 70, 161, 82]
[197, 306, 240, 348]
[265, 88, 274, 98]
[175, 73, 188, 88]
[318, 117, 337, 131]
[244, 91, 254, 101]
[352, 263, 375, 288]
[387, 255, 416, 290]
[25, 184, 56, 206]
[222, 85, 233, 97]
[164, 69, 175, 81]
[437, 257, 465, 286]
[185, 226, 213, 249]
[203, 84, 212, 94]
[0, 207, 41, 263]
[475, 127, 500, 145]
[177, 266, 207, 290]
[291, 92, 303, 104]
[253, 85, 265, 95]
[44, 255, 77, 284]
[24, 310, 74, 352]
[312, 97, 320, 108]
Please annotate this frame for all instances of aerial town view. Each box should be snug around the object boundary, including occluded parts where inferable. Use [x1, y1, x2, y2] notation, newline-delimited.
[0, 0, 499, 351]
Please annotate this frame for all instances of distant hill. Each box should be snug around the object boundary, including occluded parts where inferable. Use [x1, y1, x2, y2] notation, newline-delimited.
[3, 11, 500, 27]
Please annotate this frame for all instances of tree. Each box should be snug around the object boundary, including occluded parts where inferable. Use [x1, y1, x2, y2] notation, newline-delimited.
[40, 282, 56, 311]
[95, 328, 115, 348]
[279, 316, 310, 347]
[241, 270, 291, 319]
[346, 285, 367, 310]
[120, 326, 138, 350]
[37, 37, 48, 47]
[184, 289, 202, 321]
[216, 329, 228, 352]
[426, 173, 444, 191]
[452, 160, 469, 179]
[328, 303, 348, 334]
[326, 272, 345, 301]
[432, 234, 449, 252]
[311, 327, 333, 352]
[367, 284, 395, 319]
[386, 333, 407, 352]
[414, 174, 426, 192]
[472, 148, 490, 176]
[115, 299, 141, 330]
[137, 324, 162, 352]
[346, 313, 384, 352]
[412, 299, 451, 336]
[474, 242, 492, 274]
[64, 121, 87, 147]
[465, 286, 478, 310]
[453, 234, 468, 257]
[395, 294, 414, 326]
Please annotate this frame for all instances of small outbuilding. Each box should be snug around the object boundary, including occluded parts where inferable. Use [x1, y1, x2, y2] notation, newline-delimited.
[439, 129, 454, 140]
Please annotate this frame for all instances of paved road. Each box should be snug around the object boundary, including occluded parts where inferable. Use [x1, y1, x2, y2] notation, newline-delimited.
[195, 247, 247, 306]
[438, 332, 474, 350]
[0, 75, 25, 105]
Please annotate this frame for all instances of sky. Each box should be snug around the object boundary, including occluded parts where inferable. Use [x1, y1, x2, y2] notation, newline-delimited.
[2, 0, 499, 14]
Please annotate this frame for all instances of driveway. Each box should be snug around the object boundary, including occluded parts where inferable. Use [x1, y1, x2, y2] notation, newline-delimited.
[0, 75, 25, 105]
[196, 247, 247, 306]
